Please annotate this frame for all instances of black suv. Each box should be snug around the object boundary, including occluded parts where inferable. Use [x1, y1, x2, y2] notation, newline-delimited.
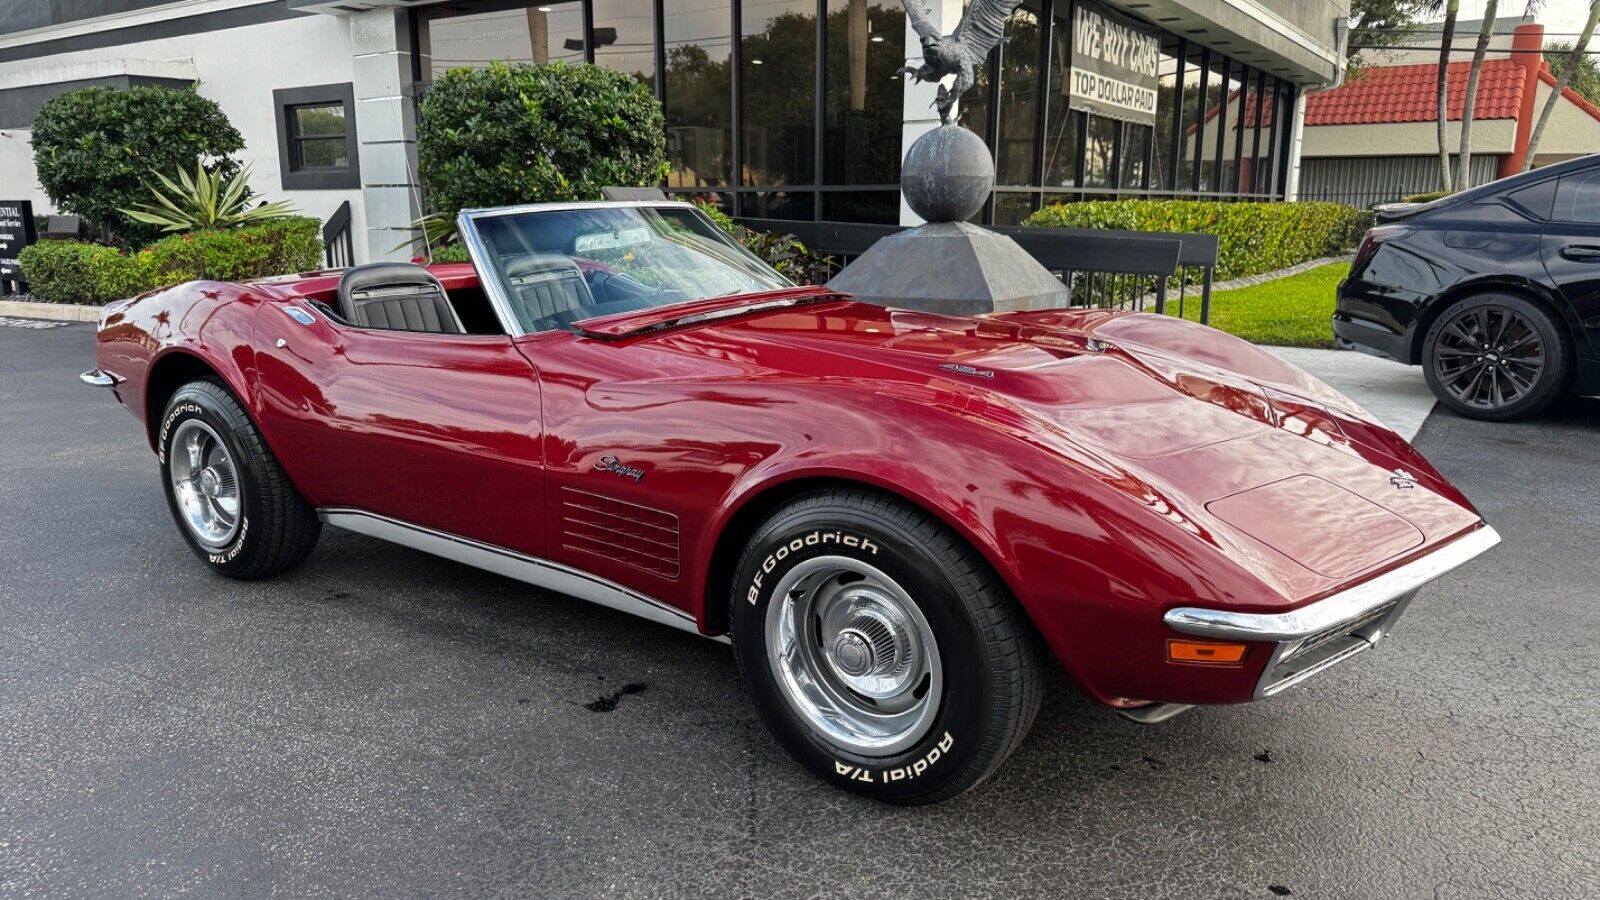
[1335, 154, 1600, 420]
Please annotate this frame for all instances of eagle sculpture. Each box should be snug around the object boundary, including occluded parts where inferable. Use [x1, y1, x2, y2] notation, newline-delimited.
[899, 0, 1024, 126]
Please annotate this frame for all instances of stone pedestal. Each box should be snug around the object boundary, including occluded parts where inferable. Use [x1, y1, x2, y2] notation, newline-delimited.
[827, 221, 1069, 315]
[828, 124, 1068, 315]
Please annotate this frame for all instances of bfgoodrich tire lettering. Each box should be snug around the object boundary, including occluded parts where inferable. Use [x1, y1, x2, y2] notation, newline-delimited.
[730, 487, 1045, 804]
[159, 379, 320, 579]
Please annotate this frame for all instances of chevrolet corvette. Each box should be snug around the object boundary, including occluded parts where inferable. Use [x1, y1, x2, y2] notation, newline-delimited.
[82, 200, 1499, 804]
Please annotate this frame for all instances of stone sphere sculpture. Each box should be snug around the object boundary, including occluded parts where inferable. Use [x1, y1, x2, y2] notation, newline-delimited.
[901, 124, 994, 223]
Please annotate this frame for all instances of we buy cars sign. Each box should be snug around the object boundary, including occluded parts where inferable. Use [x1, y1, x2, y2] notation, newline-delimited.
[0, 200, 36, 296]
[1069, 0, 1160, 126]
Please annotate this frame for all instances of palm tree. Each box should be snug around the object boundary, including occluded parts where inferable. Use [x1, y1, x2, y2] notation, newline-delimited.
[1524, 0, 1600, 170]
[1435, 0, 1460, 191]
[1455, 0, 1499, 190]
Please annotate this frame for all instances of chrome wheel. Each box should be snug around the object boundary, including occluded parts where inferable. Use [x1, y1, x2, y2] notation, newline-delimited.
[765, 555, 942, 756]
[168, 420, 242, 549]
[1431, 304, 1545, 411]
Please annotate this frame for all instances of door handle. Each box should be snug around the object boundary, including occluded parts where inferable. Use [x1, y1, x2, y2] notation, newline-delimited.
[1560, 245, 1600, 260]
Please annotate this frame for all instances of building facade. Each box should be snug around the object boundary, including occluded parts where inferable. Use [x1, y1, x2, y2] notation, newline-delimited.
[0, 0, 1349, 263]
[1298, 21, 1600, 209]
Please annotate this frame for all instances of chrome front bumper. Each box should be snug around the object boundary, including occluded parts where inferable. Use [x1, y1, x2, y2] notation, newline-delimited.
[1164, 526, 1501, 699]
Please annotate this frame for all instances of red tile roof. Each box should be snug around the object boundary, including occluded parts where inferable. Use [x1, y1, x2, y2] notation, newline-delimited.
[1305, 58, 1528, 125]
[1192, 56, 1600, 134]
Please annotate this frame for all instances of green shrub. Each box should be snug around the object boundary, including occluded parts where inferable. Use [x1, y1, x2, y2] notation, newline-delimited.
[695, 200, 833, 285]
[31, 85, 245, 245]
[1022, 199, 1364, 281]
[18, 240, 151, 304]
[143, 217, 322, 283]
[417, 61, 669, 224]
[427, 243, 473, 263]
[1400, 190, 1454, 204]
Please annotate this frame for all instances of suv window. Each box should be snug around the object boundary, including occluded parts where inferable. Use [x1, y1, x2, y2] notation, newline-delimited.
[1552, 169, 1600, 223]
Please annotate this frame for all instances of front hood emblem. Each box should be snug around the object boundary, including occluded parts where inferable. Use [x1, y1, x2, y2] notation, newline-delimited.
[1389, 469, 1417, 490]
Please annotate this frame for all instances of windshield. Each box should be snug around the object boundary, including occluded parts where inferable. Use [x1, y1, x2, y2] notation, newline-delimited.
[462, 204, 793, 334]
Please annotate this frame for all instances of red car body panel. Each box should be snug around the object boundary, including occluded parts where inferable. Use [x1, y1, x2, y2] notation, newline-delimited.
[94, 265, 1488, 708]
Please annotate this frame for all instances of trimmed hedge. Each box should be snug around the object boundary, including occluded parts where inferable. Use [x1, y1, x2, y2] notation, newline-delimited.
[417, 61, 669, 224]
[16, 240, 151, 304]
[1022, 200, 1364, 281]
[143, 217, 321, 283]
[19, 217, 322, 304]
[31, 85, 245, 246]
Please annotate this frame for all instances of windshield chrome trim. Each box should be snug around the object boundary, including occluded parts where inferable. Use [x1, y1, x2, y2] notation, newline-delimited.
[1164, 525, 1500, 642]
[456, 209, 529, 338]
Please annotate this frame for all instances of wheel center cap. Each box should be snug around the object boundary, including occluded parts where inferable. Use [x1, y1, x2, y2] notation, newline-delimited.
[197, 468, 220, 498]
[832, 631, 873, 677]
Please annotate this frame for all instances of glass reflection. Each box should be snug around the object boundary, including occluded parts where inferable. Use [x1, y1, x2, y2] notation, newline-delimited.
[665, 0, 734, 186]
[423, 2, 586, 79]
[594, 0, 659, 87]
[823, 0, 906, 222]
[741, 0, 816, 190]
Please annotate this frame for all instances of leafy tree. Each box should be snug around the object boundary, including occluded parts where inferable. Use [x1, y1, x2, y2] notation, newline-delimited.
[1435, 0, 1459, 192]
[30, 85, 244, 245]
[1527, 3, 1600, 170]
[1545, 40, 1600, 107]
[416, 61, 668, 224]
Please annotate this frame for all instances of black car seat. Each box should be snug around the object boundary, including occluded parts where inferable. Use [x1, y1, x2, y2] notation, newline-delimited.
[336, 262, 465, 333]
[503, 253, 594, 330]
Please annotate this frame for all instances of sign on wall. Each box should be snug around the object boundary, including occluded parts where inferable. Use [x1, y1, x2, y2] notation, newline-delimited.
[1069, 0, 1161, 127]
[0, 200, 37, 296]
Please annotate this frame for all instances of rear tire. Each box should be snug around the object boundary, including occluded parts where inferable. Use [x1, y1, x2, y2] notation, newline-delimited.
[1422, 293, 1572, 421]
[158, 379, 320, 578]
[730, 487, 1045, 805]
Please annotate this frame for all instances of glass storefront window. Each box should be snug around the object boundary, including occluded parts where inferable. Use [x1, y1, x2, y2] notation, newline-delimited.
[1081, 114, 1116, 190]
[823, 0, 906, 222]
[740, 0, 816, 195]
[664, 0, 734, 187]
[993, 0, 1042, 188]
[417, 0, 1295, 219]
[422, 2, 586, 79]
[1040, 1, 1074, 189]
[1150, 38, 1182, 192]
[593, 0, 658, 87]
[1119, 122, 1150, 191]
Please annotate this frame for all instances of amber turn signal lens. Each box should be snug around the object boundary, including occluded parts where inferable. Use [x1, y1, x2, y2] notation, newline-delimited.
[1166, 639, 1247, 665]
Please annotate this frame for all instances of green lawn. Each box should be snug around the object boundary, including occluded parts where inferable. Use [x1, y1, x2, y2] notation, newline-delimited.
[1176, 261, 1350, 348]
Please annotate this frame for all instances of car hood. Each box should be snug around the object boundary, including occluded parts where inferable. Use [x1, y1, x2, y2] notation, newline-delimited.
[646, 298, 1484, 603]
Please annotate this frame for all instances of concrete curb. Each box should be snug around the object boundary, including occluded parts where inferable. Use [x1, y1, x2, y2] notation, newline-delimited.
[0, 299, 102, 323]
[1207, 254, 1355, 293]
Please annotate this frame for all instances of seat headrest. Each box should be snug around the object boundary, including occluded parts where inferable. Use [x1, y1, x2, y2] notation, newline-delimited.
[338, 262, 444, 301]
[335, 262, 463, 334]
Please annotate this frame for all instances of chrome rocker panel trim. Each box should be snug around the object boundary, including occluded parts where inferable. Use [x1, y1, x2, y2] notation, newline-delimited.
[1164, 526, 1501, 642]
[1165, 525, 1500, 699]
[318, 508, 726, 643]
[80, 369, 124, 387]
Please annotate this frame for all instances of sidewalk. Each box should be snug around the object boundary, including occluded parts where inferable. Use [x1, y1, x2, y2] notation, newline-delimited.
[1266, 345, 1435, 441]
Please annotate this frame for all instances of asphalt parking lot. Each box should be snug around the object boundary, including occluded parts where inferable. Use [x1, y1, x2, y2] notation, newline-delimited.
[3, 321, 1597, 898]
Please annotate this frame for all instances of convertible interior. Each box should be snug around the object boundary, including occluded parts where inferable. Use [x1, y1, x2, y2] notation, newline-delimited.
[289, 204, 783, 337]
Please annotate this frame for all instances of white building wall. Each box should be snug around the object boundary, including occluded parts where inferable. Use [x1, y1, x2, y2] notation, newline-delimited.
[1300, 119, 1517, 158]
[1525, 80, 1600, 166]
[0, 13, 368, 261]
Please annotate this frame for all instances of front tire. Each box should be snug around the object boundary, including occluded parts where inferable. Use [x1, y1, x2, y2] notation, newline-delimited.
[730, 488, 1044, 804]
[1422, 293, 1572, 421]
[158, 379, 320, 578]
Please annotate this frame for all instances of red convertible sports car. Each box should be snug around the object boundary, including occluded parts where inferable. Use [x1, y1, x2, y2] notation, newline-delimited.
[83, 200, 1499, 804]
